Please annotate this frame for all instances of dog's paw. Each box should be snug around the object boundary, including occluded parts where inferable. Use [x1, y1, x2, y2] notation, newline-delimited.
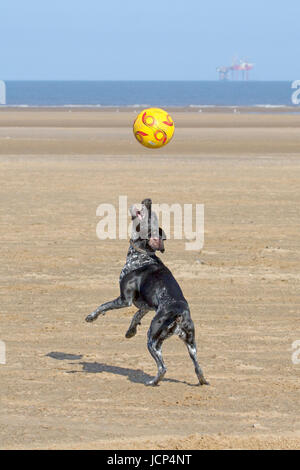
[146, 370, 166, 386]
[198, 377, 210, 386]
[85, 313, 98, 322]
[146, 379, 159, 387]
[125, 326, 137, 338]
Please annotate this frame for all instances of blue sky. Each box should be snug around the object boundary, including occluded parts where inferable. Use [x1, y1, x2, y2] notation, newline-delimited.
[0, 0, 299, 80]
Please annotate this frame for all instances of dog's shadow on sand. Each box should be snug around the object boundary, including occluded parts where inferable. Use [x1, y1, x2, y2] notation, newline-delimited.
[46, 352, 197, 386]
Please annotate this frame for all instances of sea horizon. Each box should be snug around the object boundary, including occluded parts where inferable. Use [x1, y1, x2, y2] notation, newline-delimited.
[0, 80, 297, 107]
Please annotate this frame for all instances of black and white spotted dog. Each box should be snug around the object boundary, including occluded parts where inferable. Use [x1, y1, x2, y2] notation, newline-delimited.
[86, 198, 209, 386]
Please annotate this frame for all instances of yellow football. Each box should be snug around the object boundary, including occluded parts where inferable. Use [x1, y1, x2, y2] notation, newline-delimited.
[133, 107, 175, 148]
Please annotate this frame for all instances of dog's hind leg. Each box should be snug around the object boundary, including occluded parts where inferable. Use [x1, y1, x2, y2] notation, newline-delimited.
[186, 341, 209, 385]
[145, 312, 172, 386]
[146, 338, 166, 386]
[181, 324, 209, 386]
[125, 306, 150, 338]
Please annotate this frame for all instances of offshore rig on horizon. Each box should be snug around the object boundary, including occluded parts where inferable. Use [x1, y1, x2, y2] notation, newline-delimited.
[217, 57, 254, 81]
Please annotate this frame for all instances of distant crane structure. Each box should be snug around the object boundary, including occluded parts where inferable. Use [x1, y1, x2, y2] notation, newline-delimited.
[217, 58, 254, 81]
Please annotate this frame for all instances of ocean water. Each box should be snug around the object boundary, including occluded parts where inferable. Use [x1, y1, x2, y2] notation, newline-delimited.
[1, 80, 296, 107]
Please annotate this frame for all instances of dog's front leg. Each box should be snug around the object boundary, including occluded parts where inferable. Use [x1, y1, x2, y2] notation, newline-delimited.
[85, 296, 131, 322]
[125, 307, 150, 338]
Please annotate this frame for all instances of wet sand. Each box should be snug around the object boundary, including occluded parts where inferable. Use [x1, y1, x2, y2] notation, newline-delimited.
[0, 109, 300, 449]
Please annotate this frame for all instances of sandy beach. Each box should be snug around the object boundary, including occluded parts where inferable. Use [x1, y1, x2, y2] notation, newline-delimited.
[0, 108, 300, 450]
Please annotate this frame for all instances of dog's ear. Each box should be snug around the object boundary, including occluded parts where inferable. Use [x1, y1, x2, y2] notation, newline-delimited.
[141, 198, 152, 236]
[159, 227, 167, 240]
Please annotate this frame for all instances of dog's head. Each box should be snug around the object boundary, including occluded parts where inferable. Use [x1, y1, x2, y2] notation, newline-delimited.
[130, 198, 166, 253]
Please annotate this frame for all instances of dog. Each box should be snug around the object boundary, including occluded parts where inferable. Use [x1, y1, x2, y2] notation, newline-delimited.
[86, 198, 209, 386]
